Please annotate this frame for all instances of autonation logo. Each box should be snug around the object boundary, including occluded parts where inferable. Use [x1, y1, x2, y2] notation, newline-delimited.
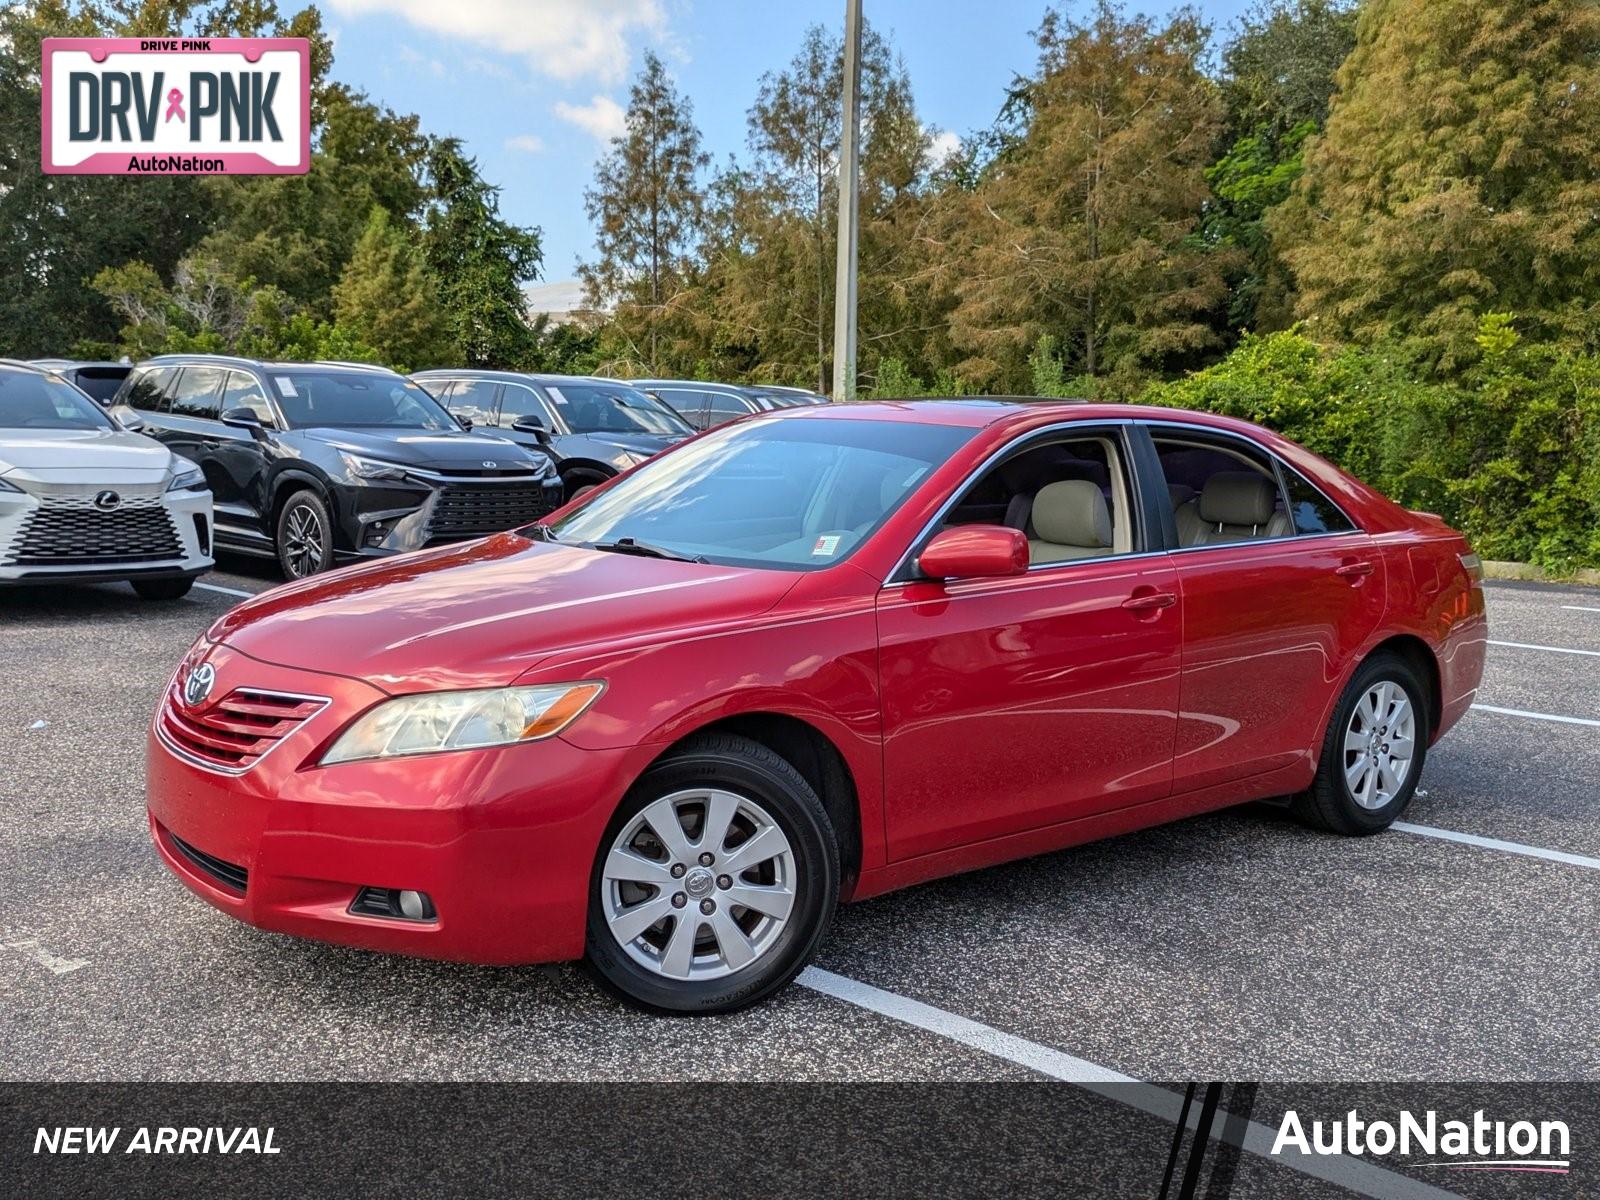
[1272, 1109, 1571, 1175]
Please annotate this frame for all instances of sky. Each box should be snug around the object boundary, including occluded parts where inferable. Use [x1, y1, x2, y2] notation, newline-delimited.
[322, 0, 1257, 301]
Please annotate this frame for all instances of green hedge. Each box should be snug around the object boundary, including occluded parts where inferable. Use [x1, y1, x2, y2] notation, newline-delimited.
[1136, 330, 1600, 573]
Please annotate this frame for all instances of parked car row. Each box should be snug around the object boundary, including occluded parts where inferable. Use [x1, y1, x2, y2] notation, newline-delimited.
[5, 356, 827, 592]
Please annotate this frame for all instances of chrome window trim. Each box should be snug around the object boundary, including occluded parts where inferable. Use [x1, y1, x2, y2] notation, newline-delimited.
[501, 381, 571, 436]
[886, 418, 1146, 585]
[156, 686, 331, 778]
[1141, 418, 1363, 536]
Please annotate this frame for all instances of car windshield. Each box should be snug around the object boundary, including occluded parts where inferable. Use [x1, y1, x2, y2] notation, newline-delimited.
[547, 382, 693, 437]
[267, 371, 456, 431]
[0, 370, 115, 430]
[548, 416, 974, 570]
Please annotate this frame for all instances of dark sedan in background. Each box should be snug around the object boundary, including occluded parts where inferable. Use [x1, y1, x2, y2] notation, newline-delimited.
[632, 379, 829, 432]
[112, 356, 562, 579]
[413, 371, 695, 500]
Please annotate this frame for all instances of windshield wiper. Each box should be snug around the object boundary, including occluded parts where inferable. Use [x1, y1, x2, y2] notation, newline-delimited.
[585, 537, 706, 564]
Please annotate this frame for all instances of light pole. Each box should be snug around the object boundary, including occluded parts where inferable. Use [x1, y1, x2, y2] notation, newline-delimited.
[830, 0, 862, 401]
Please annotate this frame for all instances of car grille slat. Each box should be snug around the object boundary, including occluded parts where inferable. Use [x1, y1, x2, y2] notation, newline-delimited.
[5, 501, 181, 566]
[159, 685, 327, 773]
[166, 829, 249, 894]
[426, 483, 556, 542]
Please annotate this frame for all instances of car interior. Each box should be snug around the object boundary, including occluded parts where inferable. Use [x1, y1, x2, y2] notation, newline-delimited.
[942, 435, 1134, 564]
[1153, 437, 1293, 546]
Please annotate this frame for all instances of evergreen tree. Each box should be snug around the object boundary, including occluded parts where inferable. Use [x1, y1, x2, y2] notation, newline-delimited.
[1271, 0, 1600, 367]
[580, 52, 709, 374]
[333, 207, 454, 371]
[423, 139, 544, 367]
[946, 1, 1231, 388]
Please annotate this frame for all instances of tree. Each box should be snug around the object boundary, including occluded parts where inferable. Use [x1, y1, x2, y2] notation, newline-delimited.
[423, 139, 544, 367]
[580, 52, 708, 374]
[945, 2, 1232, 388]
[333, 207, 454, 371]
[1205, 0, 1358, 332]
[1271, 0, 1600, 368]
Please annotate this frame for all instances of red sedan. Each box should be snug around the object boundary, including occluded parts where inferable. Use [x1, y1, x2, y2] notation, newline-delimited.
[147, 401, 1487, 1013]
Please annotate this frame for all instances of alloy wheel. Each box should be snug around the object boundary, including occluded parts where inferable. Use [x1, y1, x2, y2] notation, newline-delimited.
[601, 788, 797, 981]
[1342, 680, 1417, 810]
[283, 503, 325, 578]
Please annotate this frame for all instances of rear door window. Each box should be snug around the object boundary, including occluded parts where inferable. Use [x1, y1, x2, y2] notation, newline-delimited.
[704, 390, 753, 427]
[1281, 463, 1357, 534]
[1152, 431, 1292, 547]
[124, 366, 176, 412]
[168, 366, 227, 420]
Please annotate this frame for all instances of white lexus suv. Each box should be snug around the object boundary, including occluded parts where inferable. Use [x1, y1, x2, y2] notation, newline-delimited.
[0, 361, 213, 599]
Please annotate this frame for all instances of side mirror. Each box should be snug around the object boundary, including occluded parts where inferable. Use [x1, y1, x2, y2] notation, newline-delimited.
[456, 414, 474, 431]
[511, 417, 551, 442]
[221, 407, 271, 440]
[917, 525, 1029, 581]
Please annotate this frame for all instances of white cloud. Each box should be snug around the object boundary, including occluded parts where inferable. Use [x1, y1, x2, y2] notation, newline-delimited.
[554, 95, 627, 143]
[505, 133, 546, 154]
[927, 129, 962, 167]
[327, 0, 667, 85]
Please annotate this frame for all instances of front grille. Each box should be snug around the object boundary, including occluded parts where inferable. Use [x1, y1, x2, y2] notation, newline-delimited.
[426, 482, 556, 541]
[167, 829, 249, 894]
[5, 499, 181, 566]
[159, 684, 327, 773]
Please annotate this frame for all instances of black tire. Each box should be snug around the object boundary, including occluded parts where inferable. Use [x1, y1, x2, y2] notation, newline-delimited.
[1292, 652, 1430, 835]
[562, 470, 610, 503]
[131, 576, 195, 601]
[585, 733, 839, 1015]
[275, 489, 334, 580]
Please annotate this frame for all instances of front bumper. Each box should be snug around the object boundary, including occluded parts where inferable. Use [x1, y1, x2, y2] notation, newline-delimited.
[146, 643, 643, 965]
[0, 482, 213, 584]
[333, 475, 565, 557]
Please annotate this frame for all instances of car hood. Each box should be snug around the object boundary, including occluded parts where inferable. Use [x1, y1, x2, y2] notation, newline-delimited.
[0, 428, 172, 483]
[572, 431, 685, 459]
[209, 533, 798, 692]
[298, 427, 550, 472]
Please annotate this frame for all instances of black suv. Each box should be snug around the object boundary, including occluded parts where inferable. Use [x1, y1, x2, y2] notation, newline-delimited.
[412, 371, 694, 501]
[631, 379, 828, 432]
[111, 356, 562, 579]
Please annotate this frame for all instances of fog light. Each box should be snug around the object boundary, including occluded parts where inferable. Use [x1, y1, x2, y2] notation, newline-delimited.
[349, 886, 436, 922]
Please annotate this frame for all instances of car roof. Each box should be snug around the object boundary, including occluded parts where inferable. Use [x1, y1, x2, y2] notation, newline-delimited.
[0, 358, 52, 376]
[144, 354, 402, 376]
[409, 369, 646, 388]
[755, 397, 1299, 437]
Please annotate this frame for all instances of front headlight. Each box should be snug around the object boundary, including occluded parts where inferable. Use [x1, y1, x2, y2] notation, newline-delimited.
[338, 451, 410, 483]
[166, 464, 205, 492]
[320, 682, 605, 765]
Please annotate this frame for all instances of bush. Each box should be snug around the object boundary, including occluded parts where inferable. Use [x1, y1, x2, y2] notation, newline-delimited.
[1137, 328, 1600, 571]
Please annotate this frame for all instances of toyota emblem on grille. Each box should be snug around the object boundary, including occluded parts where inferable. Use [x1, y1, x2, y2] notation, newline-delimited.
[184, 662, 216, 707]
[93, 490, 121, 511]
[482, 461, 498, 469]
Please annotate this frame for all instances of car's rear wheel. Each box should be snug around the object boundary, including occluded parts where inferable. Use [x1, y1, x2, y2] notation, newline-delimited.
[585, 733, 838, 1014]
[1293, 653, 1428, 835]
[131, 576, 194, 601]
[275, 489, 334, 580]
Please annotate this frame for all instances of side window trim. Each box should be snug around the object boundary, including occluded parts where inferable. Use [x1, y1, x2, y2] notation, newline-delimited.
[1273, 455, 1362, 537]
[502, 382, 564, 434]
[1139, 419, 1364, 551]
[888, 419, 1150, 585]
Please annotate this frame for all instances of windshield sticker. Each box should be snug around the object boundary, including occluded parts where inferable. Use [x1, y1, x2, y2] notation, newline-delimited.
[273, 376, 297, 397]
[812, 534, 841, 557]
[546, 387, 569, 405]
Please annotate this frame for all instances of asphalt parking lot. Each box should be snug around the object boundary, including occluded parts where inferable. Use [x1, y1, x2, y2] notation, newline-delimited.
[3, 566, 1597, 1094]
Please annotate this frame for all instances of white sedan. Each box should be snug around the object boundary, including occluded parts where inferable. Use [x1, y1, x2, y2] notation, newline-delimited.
[0, 360, 213, 599]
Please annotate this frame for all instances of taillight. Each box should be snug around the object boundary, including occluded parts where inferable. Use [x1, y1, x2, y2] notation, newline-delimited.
[1458, 551, 1484, 585]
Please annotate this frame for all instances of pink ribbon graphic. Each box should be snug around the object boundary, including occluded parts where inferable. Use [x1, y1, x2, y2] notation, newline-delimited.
[164, 87, 185, 123]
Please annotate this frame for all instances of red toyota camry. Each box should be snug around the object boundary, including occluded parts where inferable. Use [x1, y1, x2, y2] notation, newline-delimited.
[148, 400, 1486, 1013]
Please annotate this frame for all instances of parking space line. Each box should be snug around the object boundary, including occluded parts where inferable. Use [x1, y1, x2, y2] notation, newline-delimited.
[798, 968, 1459, 1199]
[1487, 639, 1600, 658]
[1470, 704, 1600, 728]
[193, 581, 259, 599]
[1560, 605, 1600, 614]
[1393, 823, 1600, 871]
[2, 936, 89, 976]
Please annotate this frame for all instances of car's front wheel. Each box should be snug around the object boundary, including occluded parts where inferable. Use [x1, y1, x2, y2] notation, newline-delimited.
[585, 733, 838, 1014]
[275, 489, 334, 580]
[1293, 652, 1429, 835]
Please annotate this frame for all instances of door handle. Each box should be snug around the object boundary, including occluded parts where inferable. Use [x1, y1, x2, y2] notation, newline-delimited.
[1121, 591, 1177, 612]
[1334, 560, 1375, 579]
